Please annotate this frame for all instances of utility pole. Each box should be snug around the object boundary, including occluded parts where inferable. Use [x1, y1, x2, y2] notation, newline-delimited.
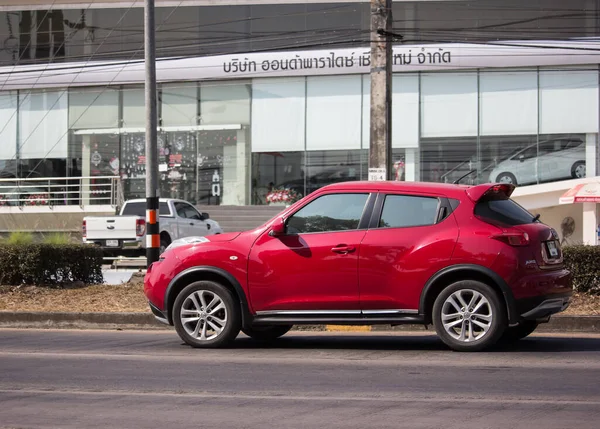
[368, 0, 393, 181]
[144, 0, 160, 266]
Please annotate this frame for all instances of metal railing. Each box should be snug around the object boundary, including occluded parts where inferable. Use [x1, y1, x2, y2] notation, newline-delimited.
[0, 176, 122, 208]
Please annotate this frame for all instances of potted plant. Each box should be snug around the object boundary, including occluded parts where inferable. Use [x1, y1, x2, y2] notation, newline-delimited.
[25, 193, 50, 207]
[265, 188, 300, 206]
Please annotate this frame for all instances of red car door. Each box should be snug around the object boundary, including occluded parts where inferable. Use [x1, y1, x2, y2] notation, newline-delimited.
[248, 192, 372, 313]
[358, 192, 459, 312]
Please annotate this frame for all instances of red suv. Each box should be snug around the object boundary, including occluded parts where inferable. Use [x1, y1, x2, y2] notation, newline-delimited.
[144, 181, 572, 352]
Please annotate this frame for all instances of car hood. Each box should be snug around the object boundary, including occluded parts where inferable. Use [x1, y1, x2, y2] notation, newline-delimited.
[207, 231, 241, 242]
[165, 232, 241, 252]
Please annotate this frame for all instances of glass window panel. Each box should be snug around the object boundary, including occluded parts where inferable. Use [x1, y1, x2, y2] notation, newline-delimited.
[161, 84, 198, 127]
[122, 88, 145, 128]
[363, 74, 419, 149]
[420, 137, 478, 184]
[480, 70, 537, 136]
[481, 135, 538, 185]
[306, 150, 363, 194]
[287, 193, 369, 234]
[306, 75, 361, 150]
[200, 82, 250, 125]
[251, 78, 305, 152]
[68, 88, 119, 129]
[379, 195, 439, 228]
[539, 68, 599, 134]
[251, 151, 305, 205]
[19, 90, 68, 160]
[421, 72, 477, 138]
[537, 134, 587, 183]
[0, 91, 17, 160]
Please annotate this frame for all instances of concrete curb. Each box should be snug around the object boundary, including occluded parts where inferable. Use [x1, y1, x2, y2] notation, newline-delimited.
[0, 312, 599, 333]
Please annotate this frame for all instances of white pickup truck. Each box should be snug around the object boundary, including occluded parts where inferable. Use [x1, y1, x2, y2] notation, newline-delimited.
[82, 198, 223, 255]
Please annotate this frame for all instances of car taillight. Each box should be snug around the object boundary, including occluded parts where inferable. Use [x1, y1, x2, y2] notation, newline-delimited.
[82, 220, 86, 238]
[136, 219, 146, 237]
[491, 230, 530, 246]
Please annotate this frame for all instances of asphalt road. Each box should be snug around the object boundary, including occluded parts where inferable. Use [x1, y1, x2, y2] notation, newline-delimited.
[1, 329, 600, 429]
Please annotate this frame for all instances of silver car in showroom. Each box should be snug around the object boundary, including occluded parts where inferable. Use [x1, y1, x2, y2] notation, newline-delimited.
[488, 138, 586, 186]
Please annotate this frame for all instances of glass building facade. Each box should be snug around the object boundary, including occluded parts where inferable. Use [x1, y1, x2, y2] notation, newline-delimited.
[0, 1, 599, 207]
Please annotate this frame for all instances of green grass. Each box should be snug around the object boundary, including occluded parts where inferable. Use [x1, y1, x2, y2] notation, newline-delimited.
[42, 233, 72, 245]
[4, 231, 34, 245]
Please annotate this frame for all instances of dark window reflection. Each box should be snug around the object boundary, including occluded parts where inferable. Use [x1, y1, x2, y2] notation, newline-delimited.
[287, 193, 368, 234]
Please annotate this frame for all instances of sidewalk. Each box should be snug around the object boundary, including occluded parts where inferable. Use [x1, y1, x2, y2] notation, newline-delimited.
[0, 311, 599, 333]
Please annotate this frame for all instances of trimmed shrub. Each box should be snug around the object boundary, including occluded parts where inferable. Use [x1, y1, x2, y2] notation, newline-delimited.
[0, 243, 103, 286]
[563, 245, 600, 295]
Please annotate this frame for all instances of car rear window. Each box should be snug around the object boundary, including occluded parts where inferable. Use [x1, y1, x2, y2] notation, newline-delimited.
[121, 202, 170, 217]
[474, 199, 534, 226]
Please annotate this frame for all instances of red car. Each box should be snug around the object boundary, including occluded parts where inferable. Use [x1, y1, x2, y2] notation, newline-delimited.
[144, 181, 572, 352]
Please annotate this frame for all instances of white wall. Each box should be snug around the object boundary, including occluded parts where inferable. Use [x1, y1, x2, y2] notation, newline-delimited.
[529, 204, 584, 246]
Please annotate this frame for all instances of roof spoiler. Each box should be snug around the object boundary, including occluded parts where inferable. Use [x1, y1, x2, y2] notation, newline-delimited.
[466, 183, 516, 203]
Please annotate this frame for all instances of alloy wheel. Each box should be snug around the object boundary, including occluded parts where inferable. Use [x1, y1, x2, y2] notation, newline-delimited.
[441, 289, 493, 343]
[180, 289, 228, 341]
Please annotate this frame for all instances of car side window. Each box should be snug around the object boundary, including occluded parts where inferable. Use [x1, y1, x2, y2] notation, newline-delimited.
[176, 203, 201, 220]
[518, 146, 537, 160]
[286, 193, 369, 234]
[174, 203, 187, 218]
[379, 195, 440, 228]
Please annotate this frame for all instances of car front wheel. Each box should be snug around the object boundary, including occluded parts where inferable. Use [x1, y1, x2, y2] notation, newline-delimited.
[433, 280, 506, 352]
[173, 281, 241, 348]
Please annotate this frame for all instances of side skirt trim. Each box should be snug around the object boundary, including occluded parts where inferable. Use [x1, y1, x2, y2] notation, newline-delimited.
[252, 315, 426, 326]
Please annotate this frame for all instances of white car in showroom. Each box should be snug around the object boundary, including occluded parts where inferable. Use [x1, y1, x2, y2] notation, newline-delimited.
[488, 138, 586, 186]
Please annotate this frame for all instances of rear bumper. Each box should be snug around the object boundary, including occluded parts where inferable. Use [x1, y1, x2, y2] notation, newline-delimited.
[516, 292, 572, 322]
[83, 239, 143, 250]
[149, 301, 170, 325]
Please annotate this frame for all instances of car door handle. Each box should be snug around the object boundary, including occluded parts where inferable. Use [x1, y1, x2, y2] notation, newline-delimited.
[189, 222, 195, 226]
[331, 245, 355, 254]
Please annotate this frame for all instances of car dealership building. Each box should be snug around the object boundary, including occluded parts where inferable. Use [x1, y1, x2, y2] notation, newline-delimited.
[0, 0, 598, 244]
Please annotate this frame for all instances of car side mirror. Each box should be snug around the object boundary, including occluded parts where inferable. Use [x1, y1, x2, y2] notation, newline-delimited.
[269, 217, 286, 237]
[201, 212, 210, 220]
[519, 155, 525, 162]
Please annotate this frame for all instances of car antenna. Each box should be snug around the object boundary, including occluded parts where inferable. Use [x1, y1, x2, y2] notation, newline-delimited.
[453, 170, 477, 185]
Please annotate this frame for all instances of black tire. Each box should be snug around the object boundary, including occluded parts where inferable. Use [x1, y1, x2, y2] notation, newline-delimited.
[571, 161, 586, 179]
[432, 280, 507, 352]
[498, 321, 538, 344]
[159, 239, 169, 255]
[173, 281, 241, 348]
[496, 172, 517, 185]
[242, 325, 293, 341]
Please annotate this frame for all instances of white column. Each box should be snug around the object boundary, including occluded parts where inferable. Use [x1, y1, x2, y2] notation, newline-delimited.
[81, 135, 91, 205]
[582, 202, 598, 245]
[586, 133, 597, 177]
[221, 129, 249, 205]
[405, 148, 420, 182]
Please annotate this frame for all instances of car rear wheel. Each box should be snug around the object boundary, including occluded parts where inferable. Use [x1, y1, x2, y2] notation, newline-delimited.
[432, 281, 506, 352]
[173, 281, 241, 348]
[498, 321, 538, 344]
[496, 172, 517, 185]
[242, 324, 293, 341]
[571, 161, 586, 179]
